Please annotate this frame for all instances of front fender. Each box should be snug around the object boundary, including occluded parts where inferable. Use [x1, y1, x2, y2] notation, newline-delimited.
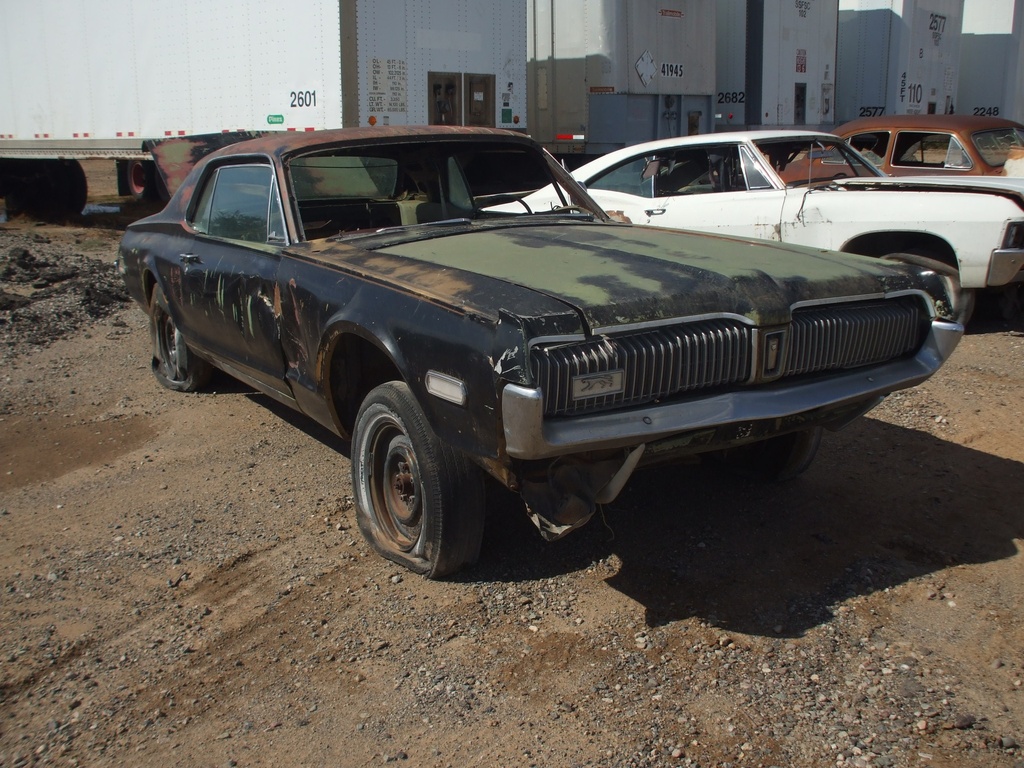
[277, 255, 505, 461]
[881, 252, 974, 323]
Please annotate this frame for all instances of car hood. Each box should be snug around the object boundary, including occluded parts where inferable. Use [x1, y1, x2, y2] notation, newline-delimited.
[321, 221, 934, 332]
[835, 175, 1024, 206]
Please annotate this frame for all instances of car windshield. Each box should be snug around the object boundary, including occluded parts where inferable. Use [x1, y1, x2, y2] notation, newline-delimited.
[972, 127, 1024, 167]
[752, 137, 881, 187]
[288, 140, 599, 240]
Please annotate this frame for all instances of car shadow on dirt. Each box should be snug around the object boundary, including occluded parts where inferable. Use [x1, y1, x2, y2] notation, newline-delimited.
[243, 388, 352, 453]
[470, 417, 1024, 639]
[240, 378, 1021, 640]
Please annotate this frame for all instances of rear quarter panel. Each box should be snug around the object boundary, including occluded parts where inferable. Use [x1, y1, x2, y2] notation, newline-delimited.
[783, 188, 1021, 288]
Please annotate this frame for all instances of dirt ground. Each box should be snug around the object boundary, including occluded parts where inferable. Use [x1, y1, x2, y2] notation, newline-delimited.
[1, 166, 1023, 767]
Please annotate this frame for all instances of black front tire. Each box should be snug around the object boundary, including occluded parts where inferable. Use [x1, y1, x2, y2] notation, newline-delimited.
[149, 286, 213, 392]
[352, 381, 485, 578]
[712, 427, 823, 482]
[995, 284, 1022, 321]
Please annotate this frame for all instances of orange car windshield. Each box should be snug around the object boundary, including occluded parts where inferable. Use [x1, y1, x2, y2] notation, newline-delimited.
[972, 127, 1024, 167]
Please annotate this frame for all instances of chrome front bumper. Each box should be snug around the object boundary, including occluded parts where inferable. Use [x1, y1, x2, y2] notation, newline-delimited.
[501, 319, 963, 460]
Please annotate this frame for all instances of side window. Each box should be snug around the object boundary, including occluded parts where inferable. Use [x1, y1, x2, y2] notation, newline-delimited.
[191, 173, 217, 234]
[446, 156, 474, 211]
[848, 131, 890, 167]
[190, 164, 281, 243]
[705, 146, 747, 192]
[587, 157, 652, 197]
[942, 137, 972, 169]
[267, 175, 285, 241]
[739, 147, 774, 190]
[654, 149, 712, 195]
[892, 131, 971, 170]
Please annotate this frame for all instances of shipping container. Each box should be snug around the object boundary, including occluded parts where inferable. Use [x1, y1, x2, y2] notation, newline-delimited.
[836, 0, 964, 122]
[0, 0, 527, 215]
[527, 0, 715, 159]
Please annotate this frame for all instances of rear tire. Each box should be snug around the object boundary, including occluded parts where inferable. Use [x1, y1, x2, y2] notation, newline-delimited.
[352, 381, 485, 578]
[149, 286, 212, 392]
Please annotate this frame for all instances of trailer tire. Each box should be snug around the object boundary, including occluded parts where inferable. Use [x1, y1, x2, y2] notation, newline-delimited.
[3, 191, 24, 218]
[122, 159, 162, 201]
[62, 161, 88, 215]
[0, 160, 86, 219]
[126, 159, 149, 199]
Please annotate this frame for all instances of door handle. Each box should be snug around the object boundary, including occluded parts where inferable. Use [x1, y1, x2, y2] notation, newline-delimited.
[645, 208, 666, 216]
[180, 253, 201, 264]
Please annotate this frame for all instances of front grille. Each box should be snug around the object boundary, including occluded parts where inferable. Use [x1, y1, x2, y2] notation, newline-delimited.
[534, 319, 753, 417]
[788, 297, 924, 375]
[531, 296, 927, 417]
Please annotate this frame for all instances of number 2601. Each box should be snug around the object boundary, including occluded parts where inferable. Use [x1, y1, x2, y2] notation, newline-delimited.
[291, 90, 317, 108]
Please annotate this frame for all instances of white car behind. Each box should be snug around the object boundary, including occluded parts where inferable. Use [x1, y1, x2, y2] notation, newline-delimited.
[535, 131, 1024, 319]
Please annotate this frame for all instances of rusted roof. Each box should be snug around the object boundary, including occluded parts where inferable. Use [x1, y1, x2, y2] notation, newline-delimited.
[220, 125, 529, 158]
[838, 113, 1024, 134]
[150, 126, 532, 195]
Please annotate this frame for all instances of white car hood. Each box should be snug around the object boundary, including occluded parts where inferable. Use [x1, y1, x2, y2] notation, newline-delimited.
[835, 175, 1024, 204]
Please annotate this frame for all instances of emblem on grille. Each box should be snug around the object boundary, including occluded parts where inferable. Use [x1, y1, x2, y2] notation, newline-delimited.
[572, 370, 625, 400]
[761, 329, 788, 379]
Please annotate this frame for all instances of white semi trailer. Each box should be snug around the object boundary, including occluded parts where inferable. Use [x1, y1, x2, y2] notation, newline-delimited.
[836, 0, 965, 122]
[527, 0, 715, 162]
[715, 0, 840, 131]
[958, 0, 1024, 123]
[0, 0, 527, 215]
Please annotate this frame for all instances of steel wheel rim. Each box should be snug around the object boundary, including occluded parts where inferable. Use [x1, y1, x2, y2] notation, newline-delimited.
[127, 160, 147, 197]
[155, 310, 188, 382]
[364, 413, 423, 552]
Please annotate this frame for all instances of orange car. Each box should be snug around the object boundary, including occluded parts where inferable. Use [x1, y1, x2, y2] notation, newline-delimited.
[837, 114, 1024, 176]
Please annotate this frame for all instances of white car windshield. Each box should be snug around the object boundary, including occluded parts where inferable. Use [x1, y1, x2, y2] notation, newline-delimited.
[752, 137, 881, 187]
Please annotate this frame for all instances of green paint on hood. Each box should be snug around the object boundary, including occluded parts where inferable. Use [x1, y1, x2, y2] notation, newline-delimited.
[379, 222, 915, 329]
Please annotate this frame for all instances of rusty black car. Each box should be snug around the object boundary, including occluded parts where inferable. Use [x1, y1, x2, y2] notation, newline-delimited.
[117, 126, 964, 577]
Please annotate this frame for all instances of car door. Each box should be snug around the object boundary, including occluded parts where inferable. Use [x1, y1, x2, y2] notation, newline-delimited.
[175, 161, 290, 395]
[574, 155, 659, 225]
[582, 143, 789, 241]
